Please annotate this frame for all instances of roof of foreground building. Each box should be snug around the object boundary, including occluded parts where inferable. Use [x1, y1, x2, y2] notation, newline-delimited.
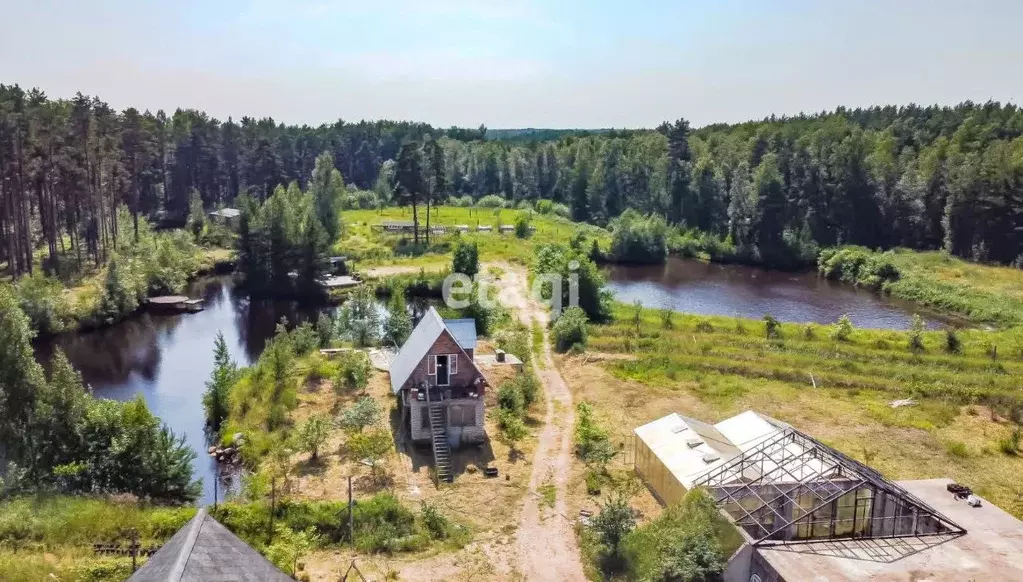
[128, 508, 291, 582]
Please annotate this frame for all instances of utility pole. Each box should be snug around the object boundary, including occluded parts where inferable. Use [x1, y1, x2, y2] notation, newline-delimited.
[213, 472, 218, 510]
[347, 476, 354, 547]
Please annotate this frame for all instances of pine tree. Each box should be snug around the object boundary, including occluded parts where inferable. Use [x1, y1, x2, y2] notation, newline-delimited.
[395, 141, 426, 244]
[203, 331, 236, 438]
[309, 150, 344, 242]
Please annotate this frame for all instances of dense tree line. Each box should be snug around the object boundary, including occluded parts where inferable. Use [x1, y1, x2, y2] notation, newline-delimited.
[0, 85, 440, 278]
[0, 286, 198, 500]
[4, 83, 1023, 275]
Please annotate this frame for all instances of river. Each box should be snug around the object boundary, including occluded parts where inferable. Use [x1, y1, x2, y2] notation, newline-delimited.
[35, 261, 950, 498]
[35, 276, 332, 503]
[605, 257, 951, 330]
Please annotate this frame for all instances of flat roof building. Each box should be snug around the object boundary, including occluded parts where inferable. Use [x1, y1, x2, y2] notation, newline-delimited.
[633, 411, 1023, 581]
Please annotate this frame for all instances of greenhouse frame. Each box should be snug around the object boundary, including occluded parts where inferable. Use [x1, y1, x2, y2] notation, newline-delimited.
[633, 411, 965, 547]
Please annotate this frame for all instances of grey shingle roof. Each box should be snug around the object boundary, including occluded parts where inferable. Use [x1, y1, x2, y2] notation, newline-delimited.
[128, 508, 292, 582]
[442, 318, 478, 351]
[389, 307, 447, 394]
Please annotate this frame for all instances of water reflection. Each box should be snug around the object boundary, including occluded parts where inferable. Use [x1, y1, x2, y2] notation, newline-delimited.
[605, 257, 954, 330]
[34, 276, 434, 503]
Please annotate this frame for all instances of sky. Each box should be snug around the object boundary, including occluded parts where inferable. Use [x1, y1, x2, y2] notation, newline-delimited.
[1, 0, 1021, 129]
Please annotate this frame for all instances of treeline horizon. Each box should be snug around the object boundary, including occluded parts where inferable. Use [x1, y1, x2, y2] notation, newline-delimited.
[2, 81, 1023, 278]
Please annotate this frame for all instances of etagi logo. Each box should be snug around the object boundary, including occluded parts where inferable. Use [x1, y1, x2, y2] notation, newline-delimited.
[440, 261, 581, 316]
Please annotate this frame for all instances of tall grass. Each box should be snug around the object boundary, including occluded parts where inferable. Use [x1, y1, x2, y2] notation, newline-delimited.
[593, 303, 1023, 417]
[821, 247, 1023, 328]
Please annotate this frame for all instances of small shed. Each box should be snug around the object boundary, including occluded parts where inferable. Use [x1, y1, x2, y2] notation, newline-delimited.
[378, 220, 416, 233]
[209, 208, 241, 228]
[328, 255, 349, 275]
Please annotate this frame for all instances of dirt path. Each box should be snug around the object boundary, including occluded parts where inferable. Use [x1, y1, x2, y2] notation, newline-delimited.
[491, 264, 587, 582]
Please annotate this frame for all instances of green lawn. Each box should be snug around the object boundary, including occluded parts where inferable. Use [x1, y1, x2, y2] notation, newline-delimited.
[884, 249, 1023, 328]
[339, 206, 608, 268]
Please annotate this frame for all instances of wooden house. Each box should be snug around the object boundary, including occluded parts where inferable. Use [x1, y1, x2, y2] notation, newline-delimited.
[390, 307, 489, 482]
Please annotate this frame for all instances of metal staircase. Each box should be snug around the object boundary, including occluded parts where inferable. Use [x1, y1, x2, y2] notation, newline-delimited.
[426, 390, 452, 484]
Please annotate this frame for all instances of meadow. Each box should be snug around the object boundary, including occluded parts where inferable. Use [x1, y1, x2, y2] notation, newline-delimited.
[558, 303, 1023, 531]
[338, 206, 609, 268]
[0, 496, 196, 581]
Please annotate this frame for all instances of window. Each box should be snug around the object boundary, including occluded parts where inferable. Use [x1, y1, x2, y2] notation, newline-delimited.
[427, 355, 436, 375]
[449, 404, 476, 426]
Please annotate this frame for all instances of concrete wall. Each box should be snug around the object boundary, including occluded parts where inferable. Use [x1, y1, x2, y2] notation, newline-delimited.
[409, 398, 485, 444]
[722, 543, 754, 582]
[750, 549, 784, 582]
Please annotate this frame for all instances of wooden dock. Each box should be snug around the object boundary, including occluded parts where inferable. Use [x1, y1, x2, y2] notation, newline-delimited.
[147, 296, 205, 313]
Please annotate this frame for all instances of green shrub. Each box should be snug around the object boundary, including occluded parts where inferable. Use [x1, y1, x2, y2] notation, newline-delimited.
[515, 213, 533, 238]
[818, 246, 900, 290]
[945, 329, 962, 354]
[695, 319, 714, 333]
[908, 314, 925, 352]
[494, 326, 530, 364]
[575, 402, 616, 467]
[446, 195, 475, 207]
[944, 440, 970, 458]
[621, 489, 734, 582]
[553, 307, 589, 352]
[832, 314, 853, 341]
[476, 194, 507, 208]
[763, 313, 782, 340]
[592, 493, 635, 568]
[420, 502, 451, 540]
[452, 240, 480, 277]
[497, 383, 525, 416]
[609, 210, 668, 264]
[585, 470, 603, 495]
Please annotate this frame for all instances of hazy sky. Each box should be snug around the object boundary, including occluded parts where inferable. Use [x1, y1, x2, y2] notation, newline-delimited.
[1, 0, 1020, 128]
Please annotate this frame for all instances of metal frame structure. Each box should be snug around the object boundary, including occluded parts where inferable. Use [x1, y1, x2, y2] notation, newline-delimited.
[691, 428, 966, 546]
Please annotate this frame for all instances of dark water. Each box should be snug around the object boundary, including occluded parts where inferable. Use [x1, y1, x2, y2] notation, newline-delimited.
[35, 277, 334, 503]
[605, 257, 953, 330]
[35, 277, 433, 502]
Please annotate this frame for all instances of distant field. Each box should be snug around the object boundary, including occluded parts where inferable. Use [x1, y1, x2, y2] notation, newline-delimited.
[339, 206, 608, 267]
[558, 303, 1023, 521]
[882, 250, 1023, 328]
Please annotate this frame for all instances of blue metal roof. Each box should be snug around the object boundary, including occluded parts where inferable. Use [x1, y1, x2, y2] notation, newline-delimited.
[443, 318, 478, 350]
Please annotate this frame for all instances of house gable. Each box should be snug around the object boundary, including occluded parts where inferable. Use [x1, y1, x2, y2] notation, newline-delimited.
[389, 307, 488, 394]
[400, 327, 487, 393]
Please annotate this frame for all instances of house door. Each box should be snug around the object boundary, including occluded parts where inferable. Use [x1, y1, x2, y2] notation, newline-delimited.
[436, 355, 450, 386]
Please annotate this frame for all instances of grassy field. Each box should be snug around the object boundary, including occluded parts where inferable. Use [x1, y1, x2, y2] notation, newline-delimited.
[0, 496, 195, 581]
[558, 303, 1023, 529]
[339, 206, 608, 268]
[878, 249, 1023, 328]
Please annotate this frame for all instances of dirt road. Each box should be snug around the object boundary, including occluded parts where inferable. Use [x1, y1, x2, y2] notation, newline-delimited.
[492, 265, 587, 582]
